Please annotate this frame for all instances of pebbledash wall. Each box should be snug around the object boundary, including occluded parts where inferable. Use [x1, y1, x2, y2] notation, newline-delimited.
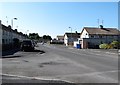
[0, 20, 28, 51]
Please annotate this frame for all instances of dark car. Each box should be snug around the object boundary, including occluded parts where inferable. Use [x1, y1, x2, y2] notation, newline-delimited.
[20, 40, 35, 51]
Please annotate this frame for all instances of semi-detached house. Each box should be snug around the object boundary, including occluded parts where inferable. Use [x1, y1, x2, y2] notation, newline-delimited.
[79, 25, 120, 49]
[64, 32, 80, 46]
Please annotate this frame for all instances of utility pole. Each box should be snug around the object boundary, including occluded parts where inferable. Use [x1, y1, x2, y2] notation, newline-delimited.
[102, 20, 104, 26]
[97, 19, 100, 28]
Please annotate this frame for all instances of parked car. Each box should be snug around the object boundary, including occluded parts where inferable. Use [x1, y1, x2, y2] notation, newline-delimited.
[20, 40, 35, 51]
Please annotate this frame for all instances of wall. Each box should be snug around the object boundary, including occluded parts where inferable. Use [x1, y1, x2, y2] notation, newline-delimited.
[73, 41, 79, 47]
[80, 29, 89, 38]
[81, 37, 119, 49]
[2, 24, 28, 51]
[0, 21, 2, 51]
[64, 34, 68, 46]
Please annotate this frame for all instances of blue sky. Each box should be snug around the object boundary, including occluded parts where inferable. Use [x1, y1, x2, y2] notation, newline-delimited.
[0, 2, 118, 38]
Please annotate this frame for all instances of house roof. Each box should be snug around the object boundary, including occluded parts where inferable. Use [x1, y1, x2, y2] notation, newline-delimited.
[57, 35, 64, 39]
[83, 27, 120, 35]
[2, 25, 12, 32]
[2, 24, 27, 37]
[64, 33, 80, 38]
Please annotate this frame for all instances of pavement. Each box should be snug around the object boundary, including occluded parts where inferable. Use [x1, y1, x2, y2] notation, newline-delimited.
[2, 48, 20, 57]
[2, 48, 45, 58]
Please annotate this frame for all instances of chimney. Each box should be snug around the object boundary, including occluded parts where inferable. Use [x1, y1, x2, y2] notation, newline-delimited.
[100, 25, 103, 28]
[14, 29, 18, 32]
[75, 31, 78, 34]
[8, 25, 11, 29]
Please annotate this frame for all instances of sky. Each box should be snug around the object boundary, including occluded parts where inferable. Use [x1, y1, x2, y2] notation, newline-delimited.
[0, 2, 118, 38]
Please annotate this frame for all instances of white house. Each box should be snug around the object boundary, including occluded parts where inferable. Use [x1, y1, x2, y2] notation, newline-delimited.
[1, 20, 28, 51]
[79, 26, 120, 49]
[64, 32, 80, 46]
[56, 35, 64, 42]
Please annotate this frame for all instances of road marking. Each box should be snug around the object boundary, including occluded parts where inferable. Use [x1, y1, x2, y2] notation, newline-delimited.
[1, 73, 74, 83]
[2, 70, 118, 83]
[55, 70, 119, 78]
[56, 70, 118, 83]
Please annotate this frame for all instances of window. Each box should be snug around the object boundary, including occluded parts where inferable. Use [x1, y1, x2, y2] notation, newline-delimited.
[6, 39, 7, 44]
[109, 36, 113, 38]
[2, 39, 4, 44]
[99, 36, 103, 38]
[9, 39, 11, 43]
[3, 30, 4, 35]
[91, 35, 94, 38]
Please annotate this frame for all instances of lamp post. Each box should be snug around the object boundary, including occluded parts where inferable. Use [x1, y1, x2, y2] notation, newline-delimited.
[68, 27, 73, 46]
[69, 27, 72, 41]
[11, 18, 17, 29]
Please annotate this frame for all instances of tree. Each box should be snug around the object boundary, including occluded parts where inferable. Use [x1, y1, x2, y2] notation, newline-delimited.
[29, 33, 40, 40]
[43, 35, 52, 40]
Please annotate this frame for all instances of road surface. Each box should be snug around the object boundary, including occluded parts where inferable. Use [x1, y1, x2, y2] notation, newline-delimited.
[2, 43, 119, 84]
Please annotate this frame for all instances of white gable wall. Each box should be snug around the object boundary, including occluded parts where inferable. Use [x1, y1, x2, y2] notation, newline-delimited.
[80, 29, 89, 38]
[64, 34, 68, 46]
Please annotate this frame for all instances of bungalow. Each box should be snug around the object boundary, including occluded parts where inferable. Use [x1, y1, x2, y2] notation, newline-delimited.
[64, 32, 80, 46]
[79, 25, 120, 49]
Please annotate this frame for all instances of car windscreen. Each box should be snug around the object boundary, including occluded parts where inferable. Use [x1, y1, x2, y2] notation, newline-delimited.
[23, 41, 32, 45]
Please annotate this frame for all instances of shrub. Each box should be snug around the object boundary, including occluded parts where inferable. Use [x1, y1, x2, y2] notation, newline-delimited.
[99, 43, 109, 49]
[111, 41, 120, 49]
[107, 44, 114, 49]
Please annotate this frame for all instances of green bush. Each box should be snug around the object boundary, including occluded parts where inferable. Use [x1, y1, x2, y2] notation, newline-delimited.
[111, 41, 120, 49]
[107, 44, 114, 49]
[99, 43, 109, 49]
[99, 41, 120, 49]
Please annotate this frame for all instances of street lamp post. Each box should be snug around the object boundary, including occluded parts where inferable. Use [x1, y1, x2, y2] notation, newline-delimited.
[69, 27, 72, 42]
[11, 18, 17, 29]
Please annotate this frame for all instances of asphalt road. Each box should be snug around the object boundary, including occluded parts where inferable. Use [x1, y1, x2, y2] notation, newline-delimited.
[2, 43, 119, 84]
